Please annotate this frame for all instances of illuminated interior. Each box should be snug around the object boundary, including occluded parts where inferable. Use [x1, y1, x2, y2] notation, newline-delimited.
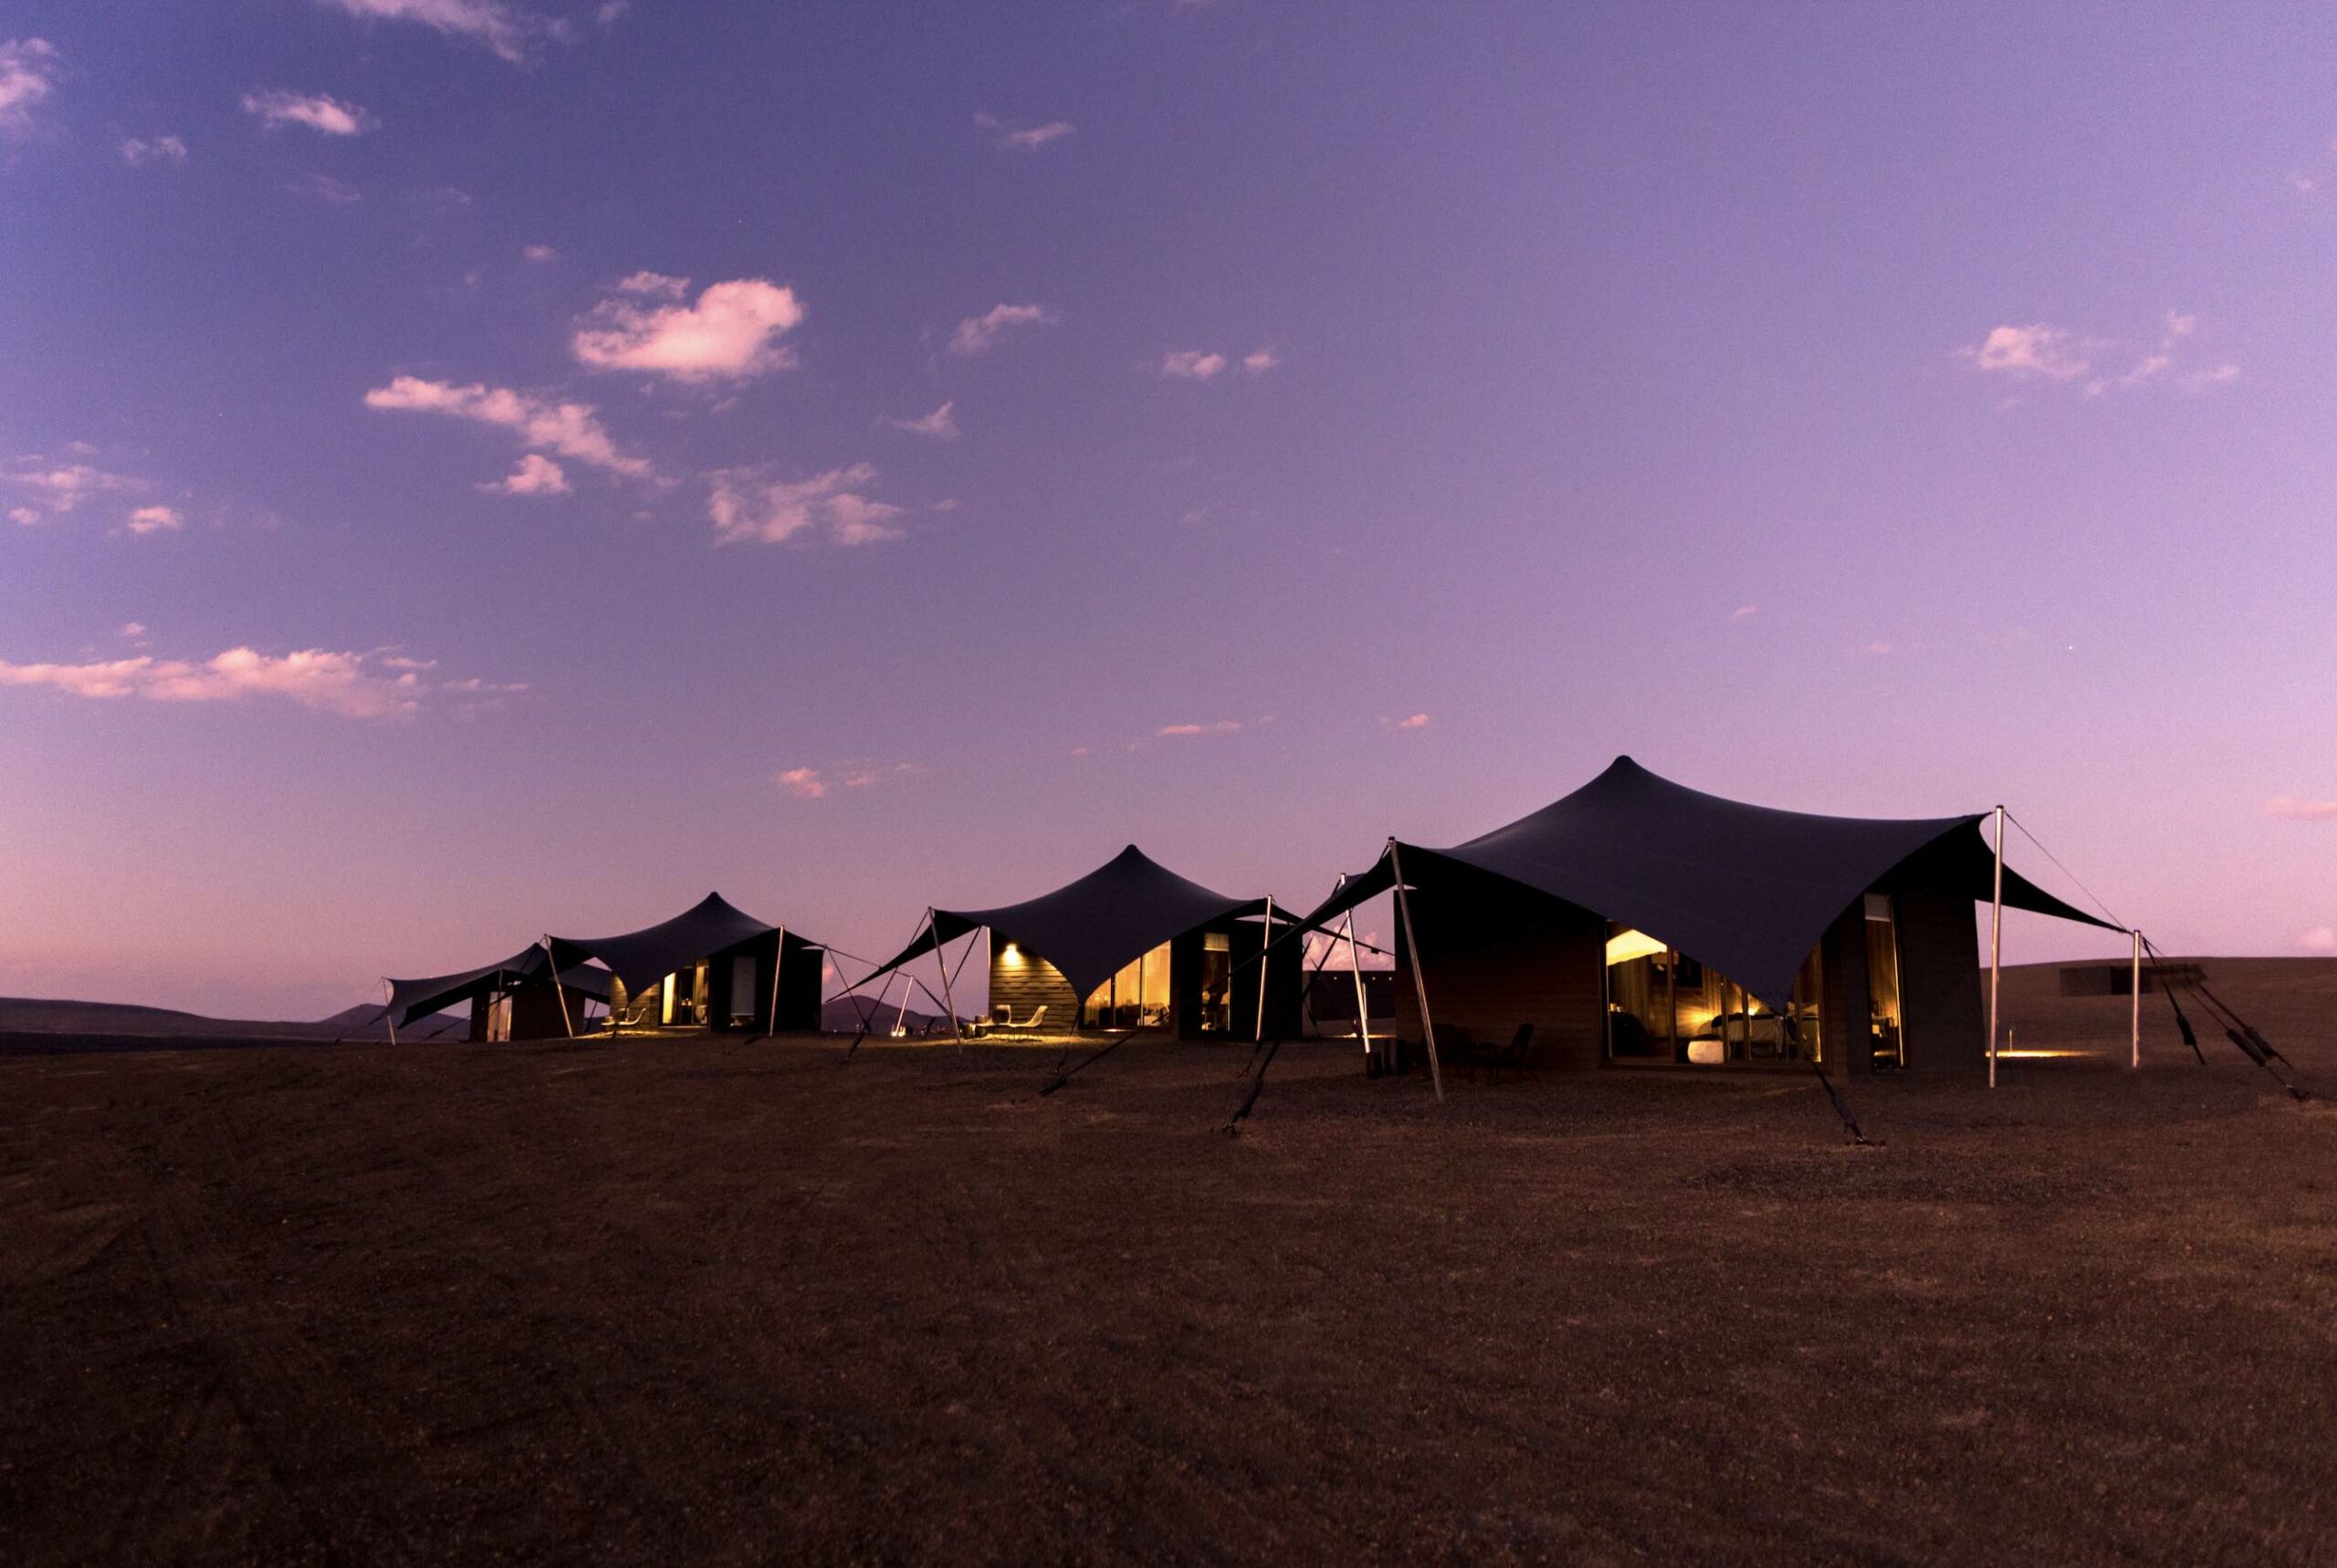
[1081, 939, 1172, 1028]
[1196, 930, 1233, 1033]
[1863, 894, 1904, 1067]
[1604, 925, 1821, 1065]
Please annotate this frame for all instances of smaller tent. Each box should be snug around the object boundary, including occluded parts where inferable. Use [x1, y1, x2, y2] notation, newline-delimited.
[546, 892, 823, 1032]
[384, 946, 611, 1040]
[857, 846, 1300, 1038]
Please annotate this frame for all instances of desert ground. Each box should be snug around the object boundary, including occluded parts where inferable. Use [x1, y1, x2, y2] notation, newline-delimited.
[2, 961, 2332, 1565]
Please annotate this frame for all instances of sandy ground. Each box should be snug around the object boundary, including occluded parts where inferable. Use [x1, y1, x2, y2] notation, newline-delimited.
[1, 963, 2332, 1565]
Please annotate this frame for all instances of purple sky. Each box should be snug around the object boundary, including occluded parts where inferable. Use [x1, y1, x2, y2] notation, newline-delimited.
[4, 3, 2333, 1019]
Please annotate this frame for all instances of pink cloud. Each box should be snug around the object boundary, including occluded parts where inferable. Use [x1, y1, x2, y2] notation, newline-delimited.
[241, 89, 372, 136]
[777, 767, 827, 799]
[478, 454, 570, 497]
[573, 276, 804, 382]
[0, 645, 505, 719]
[363, 376, 653, 479]
[950, 303, 1055, 357]
[1158, 720, 1242, 737]
[1161, 350, 1227, 381]
[2265, 796, 2337, 821]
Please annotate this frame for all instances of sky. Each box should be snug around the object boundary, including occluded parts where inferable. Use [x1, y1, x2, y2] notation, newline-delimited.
[3, 1, 2334, 1019]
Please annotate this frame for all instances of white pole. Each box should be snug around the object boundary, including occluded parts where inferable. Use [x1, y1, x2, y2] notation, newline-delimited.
[932, 911, 965, 1051]
[2130, 928, 2143, 1070]
[1387, 844, 1445, 1103]
[1988, 805, 2004, 1090]
[542, 939, 574, 1040]
[383, 978, 397, 1047]
[1343, 910, 1371, 1066]
[766, 926, 788, 1038]
[1254, 896, 1274, 1043]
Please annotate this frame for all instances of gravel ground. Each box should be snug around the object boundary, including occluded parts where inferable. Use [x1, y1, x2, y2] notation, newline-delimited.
[1, 962, 2331, 1564]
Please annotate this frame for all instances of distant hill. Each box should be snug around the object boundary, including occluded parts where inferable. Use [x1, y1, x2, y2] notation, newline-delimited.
[0, 996, 466, 1043]
[821, 995, 954, 1035]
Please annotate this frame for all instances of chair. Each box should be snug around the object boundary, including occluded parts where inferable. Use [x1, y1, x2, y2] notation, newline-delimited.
[1005, 1004, 1048, 1031]
[1470, 1022, 1534, 1084]
[608, 996, 658, 1030]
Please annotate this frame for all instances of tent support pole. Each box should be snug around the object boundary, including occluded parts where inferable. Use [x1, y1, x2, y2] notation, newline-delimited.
[933, 910, 965, 1052]
[2130, 928, 2143, 1070]
[383, 978, 397, 1047]
[1388, 844, 1444, 1103]
[1988, 805, 2004, 1090]
[1344, 911, 1372, 1065]
[766, 926, 787, 1040]
[1254, 896, 1273, 1043]
[543, 939, 574, 1040]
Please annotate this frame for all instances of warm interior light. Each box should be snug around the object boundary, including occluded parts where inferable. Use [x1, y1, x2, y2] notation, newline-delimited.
[1605, 929, 1668, 967]
[1996, 1048, 2096, 1060]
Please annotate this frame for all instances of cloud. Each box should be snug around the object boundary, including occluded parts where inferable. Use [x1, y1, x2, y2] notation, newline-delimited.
[125, 505, 182, 535]
[315, 0, 560, 63]
[885, 402, 959, 441]
[521, 243, 556, 262]
[708, 463, 907, 546]
[841, 761, 924, 789]
[777, 767, 827, 799]
[2184, 363, 2240, 391]
[288, 172, 362, 204]
[1731, 604, 1758, 620]
[1160, 350, 1227, 381]
[2265, 796, 2337, 821]
[2297, 925, 2337, 953]
[119, 622, 146, 639]
[2164, 311, 2197, 340]
[3, 453, 144, 519]
[120, 134, 188, 167]
[0, 645, 505, 719]
[614, 270, 687, 297]
[1959, 323, 2088, 380]
[363, 376, 653, 478]
[1157, 720, 1242, 737]
[950, 302, 1055, 357]
[0, 38, 58, 136]
[572, 276, 804, 382]
[973, 111, 1074, 152]
[1383, 713, 1430, 730]
[478, 454, 569, 497]
[1242, 348, 1279, 374]
[1851, 641, 1894, 656]
[241, 89, 372, 136]
[7, 507, 37, 527]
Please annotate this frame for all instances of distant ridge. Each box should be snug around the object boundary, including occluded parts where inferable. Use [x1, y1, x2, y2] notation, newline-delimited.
[0, 996, 466, 1042]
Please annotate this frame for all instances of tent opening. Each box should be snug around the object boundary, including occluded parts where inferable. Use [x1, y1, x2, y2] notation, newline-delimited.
[1604, 925, 1825, 1067]
[1081, 939, 1172, 1029]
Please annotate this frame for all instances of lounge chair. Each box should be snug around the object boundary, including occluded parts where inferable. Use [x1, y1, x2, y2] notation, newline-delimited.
[1469, 1022, 1534, 1083]
[998, 1004, 1047, 1032]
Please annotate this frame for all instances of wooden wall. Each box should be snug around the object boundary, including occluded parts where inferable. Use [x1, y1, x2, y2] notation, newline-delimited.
[990, 943, 1080, 1030]
[1390, 866, 1607, 1071]
[1889, 885, 1986, 1071]
[1817, 903, 1873, 1075]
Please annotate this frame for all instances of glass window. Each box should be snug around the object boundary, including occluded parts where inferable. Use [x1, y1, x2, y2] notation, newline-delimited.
[1606, 925, 1822, 1067]
[1082, 940, 1173, 1028]
[1864, 894, 1903, 1068]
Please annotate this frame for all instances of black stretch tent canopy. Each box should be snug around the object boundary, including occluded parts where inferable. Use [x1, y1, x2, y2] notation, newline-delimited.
[860, 844, 1283, 1003]
[1287, 756, 2120, 1009]
[547, 892, 810, 994]
[385, 946, 611, 1030]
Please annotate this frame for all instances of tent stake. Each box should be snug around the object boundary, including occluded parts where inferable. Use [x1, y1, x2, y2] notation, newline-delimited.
[1388, 843, 1444, 1103]
[2130, 928, 2143, 1070]
[543, 938, 574, 1040]
[1254, 895, 1273, 1042]
[1988, 805, 2004, 1090]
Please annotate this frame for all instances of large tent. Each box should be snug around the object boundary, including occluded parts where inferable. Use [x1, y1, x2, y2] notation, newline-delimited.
[547, 892, 824, 1032]
[856, 845, 1294, 1036]
[1288, 756, 2116, 1011]
[384, 946, 611, 1038]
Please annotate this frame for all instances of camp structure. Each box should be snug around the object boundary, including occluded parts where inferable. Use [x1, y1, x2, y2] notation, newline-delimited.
[546, 892, 823, 1034]
[383, 946, 613, 1043]
[1286, 757, 2123, 1089]
[856, 845, 1303, 1040]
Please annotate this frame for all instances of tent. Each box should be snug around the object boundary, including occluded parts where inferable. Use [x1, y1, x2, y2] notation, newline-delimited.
[383, 945, 612, 1040]
[1284, 757, 2122, 1085]
[855, 845, 1299, 1039]
[546, 892, 824, 1033]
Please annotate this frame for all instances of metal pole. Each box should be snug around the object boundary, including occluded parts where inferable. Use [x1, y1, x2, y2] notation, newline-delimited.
[1344, 911, 1371, 1067]
[766, 926, 787, 1037]
[1387, 843, 1444, 1103]
[383, 978, 397, 1047]
[1988, 805, 2004, 1091]
[932, 910, 965, 1051]
[1254, 896, 1273, 1043]
[542, 939, 574, 1040]
[2130, 928, 2143, 1070]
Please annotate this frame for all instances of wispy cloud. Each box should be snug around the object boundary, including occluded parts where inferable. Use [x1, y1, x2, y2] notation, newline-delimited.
[573, 276, 805, 382]
[1242, 348, 1279, 374]
[120, 134, 189, 167]
[1382, 713, 1430, 731]
[0, 644, 514, 719]
[1158, 719, 1242, 737]
[1160, 350, 1227, 381]
[521, 243, 556, 263]
[885, 401, 959, 441]
[316, 0, 561, 64]
[4, 450, 145, 520]
[2183, 363, 2240, 391]
[241, 89, 372, 136]
[1958, 323, 2088, 381]
[973, 111, 1074, 152]
[1731, 604, 1758, 620]
[125, 505, 182, 535]
[2299, 925, 2337, 953]
[0, 38, 59, 137]
[841, 761, 925, 789]
[363, 376, 654, 479]
[288, 172, 362, 204]
[950, 302, 1055, 357]
[2265, 796, 2337, 821]
[478, 454, 569, 497]
[777, 767, 827, 799]
[709, 463, 907, 546]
